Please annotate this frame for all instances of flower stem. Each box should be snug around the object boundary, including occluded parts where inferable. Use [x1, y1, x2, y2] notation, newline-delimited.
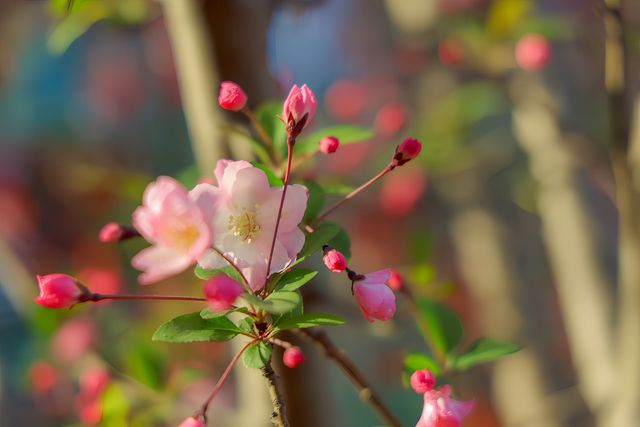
[261, 359, 289, 427]
[196, 339, 257, 420]
[212, 246, 252, 290]
[311, 162, 394, 228]
[90, 293, 206, 302]
[264, 136, 294, 291]
[242, 106, 273, 150]
[297, 328, 402, 427]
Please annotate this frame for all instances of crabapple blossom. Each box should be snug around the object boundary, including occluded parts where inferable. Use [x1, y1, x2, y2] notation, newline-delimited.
[204, 275, 244, 311]
[410, 369, 436, 394]
[322, 247, 347, 273]
[415, 385, 474, 427]
[515, 34, 550, 71]
[34, 274, 83, 308]
[283, 347, 305, 368]
[218, 81, 247, 111]
[319, 136, 340, 154]
[179, 417, 205, 427]
[132, 176, 212, 285]
[352, 269, 397, 322]
[282, 84, 317, 134]
[196, 160, 308, 291]
[387, 269, 404, 291]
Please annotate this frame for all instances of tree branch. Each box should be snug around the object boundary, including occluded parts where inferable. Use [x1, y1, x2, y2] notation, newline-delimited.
[261, 360, 289, 427]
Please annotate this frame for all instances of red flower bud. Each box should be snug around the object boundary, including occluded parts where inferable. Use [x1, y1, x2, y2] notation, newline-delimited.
[323, 247, 347, 273]
[387, 269, 404, 291]
[283, 346, 305, 368]
[319, 136, 340, 154]
[179, 417, 206, 427]
[34, 274, 84, 309]
[515, 34, 551, 71]
[204, 275, 243, 312]
[410, 369, 436, 394]
[394, 137, 422, 166]
[218, 81, 248, 111]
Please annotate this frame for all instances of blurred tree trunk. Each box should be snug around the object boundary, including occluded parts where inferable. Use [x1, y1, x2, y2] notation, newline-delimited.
[448, 199, 561, 427]
[511, 77, 616, 426]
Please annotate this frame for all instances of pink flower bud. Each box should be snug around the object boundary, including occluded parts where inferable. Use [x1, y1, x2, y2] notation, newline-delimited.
[179, 417, 206, 427]
[99, 222, 139, 243]
[323, 247, 347, 273]
[353, 269, 396, 322]
[515, 34, 551, 71]
[410, 369, 436, 394]
[415, 385, 474, 427]
[34, 274, 83, 309]
[282, 84, 317, 135]
[319, 136, 340, 154]
[387, 269, 404, 291]
[204, 275, 243, 312]
[283, 347, 305, 368]
[218, 81, 247, 111]
[394, 137, 422, 166]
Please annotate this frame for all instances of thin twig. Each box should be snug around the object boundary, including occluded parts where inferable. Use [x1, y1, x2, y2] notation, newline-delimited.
[297, 328, 402, 427]
[243, 106, 274, 150]
[92, 293, 206, 302]
[261, 359, 289, 427]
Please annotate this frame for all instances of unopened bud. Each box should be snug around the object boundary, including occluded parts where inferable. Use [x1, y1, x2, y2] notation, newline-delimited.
[283, 346, 305, 368]
[218, 81, 248, 111]
[393, 137, 422, 166]
[204, 275, 243, 312]
[99, 222, 139, 243]
[410, 369, 436, 394]
[34, 274, 86, 309]
[387, 269, 404, 291]
[322, 246, 347, 273]
[319, 136, 340, 154]
[179, 416, 206, 427]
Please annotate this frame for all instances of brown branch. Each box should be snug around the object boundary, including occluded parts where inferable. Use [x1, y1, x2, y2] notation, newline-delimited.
[261, 360, 289, 427]
[297, 328, 402, 427]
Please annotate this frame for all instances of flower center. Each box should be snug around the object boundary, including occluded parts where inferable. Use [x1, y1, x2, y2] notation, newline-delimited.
[228, 207, 261, 243]
[164, 223, 200, 249]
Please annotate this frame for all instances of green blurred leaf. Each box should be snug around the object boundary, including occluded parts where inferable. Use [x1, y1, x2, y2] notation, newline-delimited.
[275, 313, 346, 330]
[252, 162, 284, 186]
[152, 313, 241, 343]
[297, 126, 374, 154]
[297, 222, 341, 261]
[243, 291, 302, 315]
[256, 101, 287, 158]
[404, 353, 441, 375]
[243, 341, 272, 369]
[416, 298, 463, 354]
[101, 383, 129, 427]
[237, 317, 255, 334]
[452, 338, 520, 371]
[272, 269, 318, 292]
[328, 226, 351, 260]
[125, 343, 166, 390]
[486, 0, 532, 37]
[302, 180, 326, 223]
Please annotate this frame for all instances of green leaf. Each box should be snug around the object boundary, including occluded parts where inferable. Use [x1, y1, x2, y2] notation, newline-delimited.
[125, 343, 166, 390]
[101, 383, 129, 427]
[200, 307, 248, 319]
[152, 313, 241, 343]
[252, 162, 284, 186]
[302, 180, 326, 223]
[256, 101, 287, 158]
[275, 313, 346, 330]
[237, 317, 255, 334]
[296, 125, 374, 154]
[404, 353, 441, 375]
[243, 291, 302, 315]
[452, 338, 520, 371]
[272, 269, 318, 292]
[297, 222, 341, 261]
[194, 265, 244, 285]
[416, 298, 464, 354]
[243, 341, 272, 369]
[328, 226, 351, 260]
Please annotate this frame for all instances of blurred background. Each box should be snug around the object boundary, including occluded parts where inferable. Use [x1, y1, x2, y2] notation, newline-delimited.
[1, 0, 639, 426]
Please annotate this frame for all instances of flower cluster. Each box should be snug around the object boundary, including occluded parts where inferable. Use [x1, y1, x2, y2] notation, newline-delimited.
[410, 369, 474, 427]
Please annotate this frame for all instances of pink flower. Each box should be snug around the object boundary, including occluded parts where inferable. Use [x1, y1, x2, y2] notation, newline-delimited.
[218, 81, 247, 111]
[132, 176, 212, 284]
[34, 274, 83, 308]
[179, 417, 205, 427]
[387, 269, 404, 291]
[319, 136, 340, 154]
[394, 137, 422, 166]
[75, 367, 110, 426]
[374, 103, 407, 136]
[204, 274, 243, 311]
[410, 369, 436, 394]
[29, 361, 59, 394]
[324, 80, 366, 120]
[416, 385, 474, 427]
[322, 247, 347, 273]
[282, 84, 317, 133]
[52, 317, 97, 362]
[380, 169, 426, 216]
[196, 160, 308, 291]
[283, 347, 305, 368]
[353, 269, 396, 322]
[515, 34, 551, 71]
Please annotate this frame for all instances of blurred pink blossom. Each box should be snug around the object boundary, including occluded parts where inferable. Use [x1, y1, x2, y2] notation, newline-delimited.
[75, 367, 110, 426]
[52, 317, 97, 363]
[29, 361, 59, 394]
[415, 385, 474, 427]
[410, 369, 436, 394]
[204, 274, 244, 311]
[325, 80, 366, 121]
[374, 103, 408, 136]
[179, 417, 206, 427]
[515, 34, 551, 71]
[353, 269, 396, 322]
[380, 169, 426, 216]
